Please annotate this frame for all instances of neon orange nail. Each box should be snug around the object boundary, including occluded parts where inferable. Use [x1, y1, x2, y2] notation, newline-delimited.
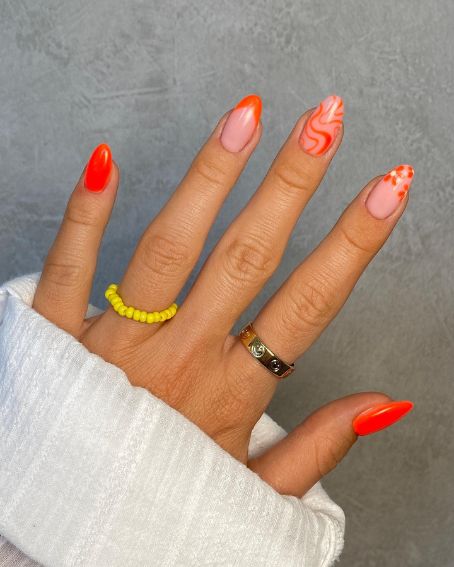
[84, 143, 112, 192]
[353, 401, 414, 436]
[220, 94, 262, 153]
[234, 94, 262, 125]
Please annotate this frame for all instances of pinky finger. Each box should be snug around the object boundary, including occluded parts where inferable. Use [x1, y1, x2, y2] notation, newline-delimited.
[33, 144, 118, 336]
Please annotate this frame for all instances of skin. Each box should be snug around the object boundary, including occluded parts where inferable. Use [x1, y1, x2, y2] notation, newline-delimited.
[32, 106, 407, 498]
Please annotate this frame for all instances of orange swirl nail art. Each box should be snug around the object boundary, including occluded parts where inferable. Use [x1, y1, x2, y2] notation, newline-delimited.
[300, 95, 344, 156]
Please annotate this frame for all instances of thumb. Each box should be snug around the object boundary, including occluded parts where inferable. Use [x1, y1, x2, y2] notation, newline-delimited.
[248, 393, 413, 497]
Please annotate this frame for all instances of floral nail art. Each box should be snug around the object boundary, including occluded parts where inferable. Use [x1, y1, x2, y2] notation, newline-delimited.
[366, 163, 415, 219]
[383, 164, 414, 200]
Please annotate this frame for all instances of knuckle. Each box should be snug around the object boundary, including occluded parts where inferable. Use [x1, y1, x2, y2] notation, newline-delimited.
[288, 278, 334, 331]
[223, 374, 252, 419]
[192, 154, 229, 192]
[313, 435, 345, 478]
[271, 159, 318, 196]
[64, 201, 99, 229]
[141, 231, 195, 278]
[43, 260, 86, 289]
[221, 234, 278, 287]
[204, 381, 251, 435]
[338, 222, 375, 256]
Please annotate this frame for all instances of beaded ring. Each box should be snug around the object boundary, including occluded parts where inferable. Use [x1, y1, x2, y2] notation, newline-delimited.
[104, 283, 178, 323]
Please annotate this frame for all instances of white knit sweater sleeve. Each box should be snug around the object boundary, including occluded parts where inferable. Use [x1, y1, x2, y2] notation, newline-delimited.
[0, 273, 345, 567]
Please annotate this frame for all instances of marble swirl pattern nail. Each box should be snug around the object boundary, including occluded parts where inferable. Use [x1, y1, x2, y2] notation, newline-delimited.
[300, 95, 344, 156]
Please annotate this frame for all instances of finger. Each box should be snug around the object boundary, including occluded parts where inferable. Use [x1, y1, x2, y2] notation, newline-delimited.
[252, 165, 414, 365]
[101, 94, 262, 341]
[225, 165, 414, 405]
[33, 144, 118, 335]
[248, 393, 413, 497]
[176, 95, 344, 339]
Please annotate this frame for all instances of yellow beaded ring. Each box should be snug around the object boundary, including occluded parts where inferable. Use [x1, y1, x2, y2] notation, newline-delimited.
[104, 283, 178, 324]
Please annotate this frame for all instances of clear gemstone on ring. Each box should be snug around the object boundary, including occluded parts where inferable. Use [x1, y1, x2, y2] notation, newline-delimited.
[251, 340, 266, 358]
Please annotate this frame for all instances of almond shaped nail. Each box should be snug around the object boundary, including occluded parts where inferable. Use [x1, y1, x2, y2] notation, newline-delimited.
[220, 94, 262, 153]
[353, 400, 414, 436]
[300, 95, 344, 156]
[84, 143, 113, 192]
[366, 164, 414, 219]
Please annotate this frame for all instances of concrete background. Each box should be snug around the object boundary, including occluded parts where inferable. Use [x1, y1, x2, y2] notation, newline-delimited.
[1, 1, 453, 565]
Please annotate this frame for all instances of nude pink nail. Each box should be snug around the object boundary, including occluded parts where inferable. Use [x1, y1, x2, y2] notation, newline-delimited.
[220, 94, 262, 153]
[300, 95, 344, 156]
[366, 165, 414, 219]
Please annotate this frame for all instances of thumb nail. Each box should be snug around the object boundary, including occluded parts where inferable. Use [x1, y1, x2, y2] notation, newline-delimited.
[353, 400, 413, 436]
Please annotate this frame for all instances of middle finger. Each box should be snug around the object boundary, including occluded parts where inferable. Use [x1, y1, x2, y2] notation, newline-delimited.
[176, 95, 344, 338]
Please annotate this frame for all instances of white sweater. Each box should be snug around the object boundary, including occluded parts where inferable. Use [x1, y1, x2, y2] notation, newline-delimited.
[0, 273, 345, 567]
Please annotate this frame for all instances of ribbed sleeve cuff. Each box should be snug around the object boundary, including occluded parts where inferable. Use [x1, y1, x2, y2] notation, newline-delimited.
[0, 273, 344, 567]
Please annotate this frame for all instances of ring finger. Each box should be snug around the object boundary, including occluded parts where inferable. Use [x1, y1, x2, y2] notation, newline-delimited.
[227, 164, 414, 411]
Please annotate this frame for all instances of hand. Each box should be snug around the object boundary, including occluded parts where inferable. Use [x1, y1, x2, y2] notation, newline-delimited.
[32, 94, 413, 497]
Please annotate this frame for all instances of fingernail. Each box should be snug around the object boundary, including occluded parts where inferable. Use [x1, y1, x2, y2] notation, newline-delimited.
[84, 143, 113, 192]
[353, 401, 414, 436]
[300, 95, 344, 156]
[366, 164, 414, 219]
[220, 94, 262, 153]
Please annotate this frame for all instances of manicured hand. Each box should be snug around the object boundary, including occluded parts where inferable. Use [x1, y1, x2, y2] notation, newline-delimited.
[33, 94, 414, 497]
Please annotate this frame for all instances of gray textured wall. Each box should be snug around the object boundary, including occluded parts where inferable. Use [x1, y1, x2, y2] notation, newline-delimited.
[1, 1, 453, 565]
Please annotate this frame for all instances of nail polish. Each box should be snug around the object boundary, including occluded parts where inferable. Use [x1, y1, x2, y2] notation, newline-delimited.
[300, 95, 344, 156]
[84, 143, 113, 192]
[220, 94, 262, 153]
[353, 401, 413, 436]
[366, 164, 414, 219]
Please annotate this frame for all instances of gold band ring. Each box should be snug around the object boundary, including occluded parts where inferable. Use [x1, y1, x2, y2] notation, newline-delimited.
[238, 322, 295, 379]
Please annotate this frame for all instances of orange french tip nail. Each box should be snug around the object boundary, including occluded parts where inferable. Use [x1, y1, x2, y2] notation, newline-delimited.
[234, 93, 262, 124]
[84, 143, 113, 192]
[353, 401, 414, 436]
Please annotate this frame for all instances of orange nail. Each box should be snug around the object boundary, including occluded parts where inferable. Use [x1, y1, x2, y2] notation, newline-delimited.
[84, 143, 112, 192]
[234, 94, 262, 125]
[220, 94, 262, 153]
[353, 401, 414, 436]
[300, 95, 344, 156]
